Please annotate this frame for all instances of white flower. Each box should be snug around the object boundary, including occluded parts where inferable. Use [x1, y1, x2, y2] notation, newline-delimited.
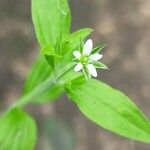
[73, 39, 104, 78]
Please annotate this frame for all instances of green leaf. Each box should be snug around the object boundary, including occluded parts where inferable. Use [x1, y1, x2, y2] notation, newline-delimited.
[79, 38, 84, 53]
[91, 43, 107, 54]
[32, 0, 71, 47]
[62, 28, 93, 54]
[41, 44, 61, 57]
[0, 108, 37, 150]
[23, 56, 52, 94]
[22, 56, 63, 104]
[65, 79, 150, 142]
[60, 69, 82, 84]
[40, 44, 62, 68]
[93, 61, 109, 70]
[60, 28, 93, 66]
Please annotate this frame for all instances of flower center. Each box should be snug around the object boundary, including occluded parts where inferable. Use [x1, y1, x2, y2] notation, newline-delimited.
[80, 56, 89, 65]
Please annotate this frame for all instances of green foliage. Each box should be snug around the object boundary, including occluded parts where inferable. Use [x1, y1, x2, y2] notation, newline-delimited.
[91, 43, 107, 54]
[82, 65, 91, 81]
[41, 43, 62, 69]
[32, 0, 71, 47]
[23, 56, 52, 94]
[65, 79, 150, 142]
[62, 28, 93, 54]
[22, 56, 63, 104]
[1, 0, 150, 149]
[0, 108, 37, 150]
[60, 28, 93, 66]
[41, 44, 61, 57]
[93, 61, 109, 70]
[60, 69, 82, 84]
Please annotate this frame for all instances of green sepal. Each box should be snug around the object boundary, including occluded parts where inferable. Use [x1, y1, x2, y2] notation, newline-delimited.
[91, 43, 108, 54]
[93, 61, 109, 70]
[82, 65, 91, 81]
[79, 38, 84, 53]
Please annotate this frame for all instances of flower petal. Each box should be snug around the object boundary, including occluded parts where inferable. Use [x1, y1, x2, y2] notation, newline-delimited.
[86, 64, 97, 77]
[74, 63, 83, 72]
[90, 53, 103, 61]
[83, 39, 93, 56]
[73, 51, 81, 59]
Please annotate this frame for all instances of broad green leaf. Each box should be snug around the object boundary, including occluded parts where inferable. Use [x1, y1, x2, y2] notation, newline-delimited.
[0, 108, 37, 150]
[32, 0, 71, 47]
[65, 79, 150, 142]
[22, 56, 63, 104]
[91, 43, 107, 54]
[93, 61, 109, 70]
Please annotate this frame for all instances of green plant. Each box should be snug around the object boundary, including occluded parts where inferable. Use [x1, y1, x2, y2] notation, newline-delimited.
[0, 0, 150, 149]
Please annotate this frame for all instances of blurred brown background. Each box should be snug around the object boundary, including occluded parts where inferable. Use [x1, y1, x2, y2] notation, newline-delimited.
[0, 0, 150, 150]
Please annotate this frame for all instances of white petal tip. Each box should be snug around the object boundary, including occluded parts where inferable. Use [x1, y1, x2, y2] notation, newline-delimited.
[90, 53, 103, 61]
[87, 64, 97, 77]
[83, 39, 93, 56]
[73, 51, 81, 59]
[74, 63, 83, 72]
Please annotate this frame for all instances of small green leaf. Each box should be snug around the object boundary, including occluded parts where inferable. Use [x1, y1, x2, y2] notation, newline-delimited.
[62, 28, 93, 54]
[65, 79, 150, 142]
[93, 61, 109, 70]
[91, 43, 107, 54]
[0, 108, 37, 150]
[40, 44, 62, 68]
[41, 44, 61, 57]
[60, 28, 93, 66]
[79, 38, 84, 53]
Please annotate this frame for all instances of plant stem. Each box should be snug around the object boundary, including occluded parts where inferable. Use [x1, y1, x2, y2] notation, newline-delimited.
[14, 63, 74, 107]
[15, 74, 56, 107]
